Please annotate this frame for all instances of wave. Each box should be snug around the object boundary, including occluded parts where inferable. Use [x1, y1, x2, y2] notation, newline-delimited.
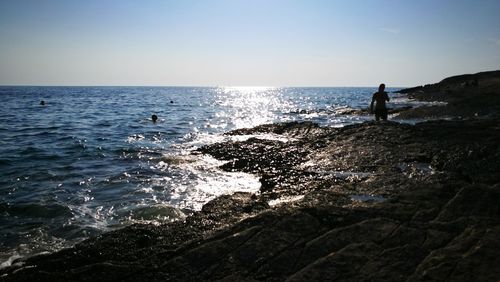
[12, 126, 61, 133]
[0, 158, 11, 166]
[124, 204, 186, 222]
[17, 147, 64, 161]
[0, 203, 73, 218]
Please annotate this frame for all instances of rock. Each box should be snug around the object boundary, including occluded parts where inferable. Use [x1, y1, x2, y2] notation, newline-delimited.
[395, 70, 500, 119]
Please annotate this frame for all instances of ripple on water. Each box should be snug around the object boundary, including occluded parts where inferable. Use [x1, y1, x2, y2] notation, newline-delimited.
[124, 204, 186, 224]
[0, 158, 11, 166]
[0, 203, 73, 218]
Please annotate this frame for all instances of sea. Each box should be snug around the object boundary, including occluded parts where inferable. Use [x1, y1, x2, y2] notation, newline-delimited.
[0, 86, 418, 265]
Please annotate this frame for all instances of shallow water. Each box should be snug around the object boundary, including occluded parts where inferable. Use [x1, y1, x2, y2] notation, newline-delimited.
[0, 86, 414, 263]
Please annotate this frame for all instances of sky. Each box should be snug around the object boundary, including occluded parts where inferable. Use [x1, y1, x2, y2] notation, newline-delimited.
[0, 0, 499, 87]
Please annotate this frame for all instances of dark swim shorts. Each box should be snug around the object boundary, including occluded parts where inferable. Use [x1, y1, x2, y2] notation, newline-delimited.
[375, 108, 388, 121]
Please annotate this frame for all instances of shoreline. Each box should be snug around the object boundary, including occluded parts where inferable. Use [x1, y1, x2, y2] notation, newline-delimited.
[1, 71, 500, 281]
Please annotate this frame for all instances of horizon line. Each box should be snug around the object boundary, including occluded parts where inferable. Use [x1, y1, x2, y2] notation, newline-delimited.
[0, 84, 409, 89]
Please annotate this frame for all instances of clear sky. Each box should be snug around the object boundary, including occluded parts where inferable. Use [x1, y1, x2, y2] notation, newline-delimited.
[1, 0, 499, 87]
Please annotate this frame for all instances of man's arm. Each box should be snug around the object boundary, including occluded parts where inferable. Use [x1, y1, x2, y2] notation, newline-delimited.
[370, 95, 375, 113]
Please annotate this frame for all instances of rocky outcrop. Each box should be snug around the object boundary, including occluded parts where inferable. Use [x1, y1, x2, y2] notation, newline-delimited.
[395, 70, 500, 119]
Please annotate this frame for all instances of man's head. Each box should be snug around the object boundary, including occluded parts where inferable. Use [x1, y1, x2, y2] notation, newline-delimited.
[379, 83, 385, 92]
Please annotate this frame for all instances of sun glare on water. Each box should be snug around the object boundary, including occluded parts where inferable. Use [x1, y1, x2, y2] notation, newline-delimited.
[215, 86, 293, 129]
[221, 86, 277, 93]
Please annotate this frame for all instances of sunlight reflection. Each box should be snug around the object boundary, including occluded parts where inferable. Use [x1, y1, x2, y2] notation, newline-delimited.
[214, 86, 294, 129]
[221, 86, 276, 94]
[167, 155, 261, 211]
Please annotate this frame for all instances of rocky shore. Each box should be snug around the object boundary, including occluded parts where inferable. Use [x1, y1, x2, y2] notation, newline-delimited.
[394, 70, 500, 120]
[2, 71, 500, 281]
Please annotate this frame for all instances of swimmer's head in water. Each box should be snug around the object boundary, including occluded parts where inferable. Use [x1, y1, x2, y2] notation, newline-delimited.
[151, 114, 158, 122]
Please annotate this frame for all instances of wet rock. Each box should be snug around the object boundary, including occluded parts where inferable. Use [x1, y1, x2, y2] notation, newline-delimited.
[227, 121, 329, 139]
[200, 192, 269, 217]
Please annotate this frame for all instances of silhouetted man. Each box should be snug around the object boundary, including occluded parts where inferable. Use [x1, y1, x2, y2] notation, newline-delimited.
[370, 83, 390, 121]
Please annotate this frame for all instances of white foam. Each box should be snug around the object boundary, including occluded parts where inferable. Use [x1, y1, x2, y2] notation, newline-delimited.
[167, 154, 261, 211]
[268, 195, 305, 207]
[0, 254, 23, 270]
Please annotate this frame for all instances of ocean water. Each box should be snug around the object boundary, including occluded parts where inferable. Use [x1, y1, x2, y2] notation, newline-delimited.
[0, 86, 411, 264]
